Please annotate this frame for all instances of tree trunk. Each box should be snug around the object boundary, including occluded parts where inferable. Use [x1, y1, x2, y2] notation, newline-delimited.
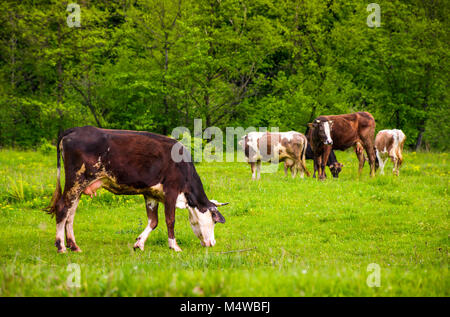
[415, 128, 424, 151]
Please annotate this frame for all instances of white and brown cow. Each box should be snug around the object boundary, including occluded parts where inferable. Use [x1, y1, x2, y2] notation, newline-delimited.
[239, 131, 310, 180]
[375, 129, 406, 176]
[45, 126, 227, 253]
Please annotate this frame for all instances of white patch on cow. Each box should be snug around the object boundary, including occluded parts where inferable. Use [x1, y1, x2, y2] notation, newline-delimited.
[93, 156, 102, 168]
[324, 121, 333, 144]
[175, 193, 188, 209]
[187, 206, 216, 247]
[396, 129, 406, 144]
[149, 183, 164, 198]
[246, 132, 265, 162]
[282, 131, 297, 141]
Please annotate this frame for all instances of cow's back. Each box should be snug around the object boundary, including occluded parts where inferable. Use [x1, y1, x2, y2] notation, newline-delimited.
[61, 126, 186, 190]
[318, 112, 375, 150]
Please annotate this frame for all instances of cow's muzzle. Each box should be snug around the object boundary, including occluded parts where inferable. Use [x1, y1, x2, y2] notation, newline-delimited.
[324, 140, 333, 145]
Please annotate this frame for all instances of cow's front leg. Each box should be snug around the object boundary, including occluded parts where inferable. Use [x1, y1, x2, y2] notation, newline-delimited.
[134, 197, 159, 251]
[317, 157, 326, 180]
[164, 194, 182, 252]
[312, 158, 318, 178]
[297, 162, 305, 178]
[291, 164, 298, 178]
[284, 159, 293, 177]
[320, 146, 332, 180]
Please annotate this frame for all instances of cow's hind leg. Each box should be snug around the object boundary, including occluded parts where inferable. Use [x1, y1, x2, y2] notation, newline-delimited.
[376, 149, 384, 175]
[363, 141, 376, 177]
[396, 148, 403, 176]
[256, 160, 261, 180]
[65, 197, 81, 252]
[355, 147, 365, 178]
[134, 197, 159, 251]
[55, 189, 82, 253]
[284, 159, 294, 178]
[56, 172, 94, 253]
[250, 162, 256, 180]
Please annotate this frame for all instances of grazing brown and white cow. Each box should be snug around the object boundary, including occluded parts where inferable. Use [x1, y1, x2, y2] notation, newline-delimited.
[45, 126, 227, 253]
[239, 131, 310, 180]
[307, 112, 377, 179]
[375, 129, 406, 176]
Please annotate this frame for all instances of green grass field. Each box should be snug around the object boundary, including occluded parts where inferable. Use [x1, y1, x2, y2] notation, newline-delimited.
[0, 148, 448, 296]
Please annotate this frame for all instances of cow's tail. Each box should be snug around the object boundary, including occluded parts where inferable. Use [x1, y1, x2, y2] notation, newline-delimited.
[44, 132, 64, 216]
[301, 138, 310, 177]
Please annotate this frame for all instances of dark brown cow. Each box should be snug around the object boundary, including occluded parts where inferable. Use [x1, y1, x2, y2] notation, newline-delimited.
[308, 112, 376, 179]
[45, 126, 227, 253]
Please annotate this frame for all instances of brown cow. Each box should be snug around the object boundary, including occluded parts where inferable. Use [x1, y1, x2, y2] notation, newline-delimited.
[45, 126, 227, 253]
[308, 112, 377, 179]
[375, 129, 406, 176]
[239, 131, 310, 180]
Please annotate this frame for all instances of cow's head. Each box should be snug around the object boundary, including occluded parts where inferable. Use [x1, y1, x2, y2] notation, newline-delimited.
[329, 162, 343, 178]
[187, 200, 227, 247]
[308, 119, 334, 145]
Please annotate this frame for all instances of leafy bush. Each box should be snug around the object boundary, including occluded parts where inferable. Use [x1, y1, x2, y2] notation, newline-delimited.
[38, 138, 56, 155]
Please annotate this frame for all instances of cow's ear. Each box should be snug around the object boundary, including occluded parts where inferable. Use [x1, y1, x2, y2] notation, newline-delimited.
[211, 209, 226, 224]
[315, 119, 321, 123]
[307, 123, 314, 128]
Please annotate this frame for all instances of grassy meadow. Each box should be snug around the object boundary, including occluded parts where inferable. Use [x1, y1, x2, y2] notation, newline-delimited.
[0, 148, 448, 296]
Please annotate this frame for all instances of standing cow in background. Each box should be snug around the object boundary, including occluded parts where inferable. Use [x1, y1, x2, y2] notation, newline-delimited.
[45, 126, 227, 253]
[239, 131, 310, 180]
[375, 129, 406, 176]
[308, 112, 377, 180]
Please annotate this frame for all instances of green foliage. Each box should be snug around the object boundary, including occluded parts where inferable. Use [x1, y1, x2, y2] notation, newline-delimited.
[38, 138, 56, 155]
[0, 0, 448, 149]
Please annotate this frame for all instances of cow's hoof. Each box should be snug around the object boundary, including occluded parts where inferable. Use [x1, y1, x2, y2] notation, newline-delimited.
[169, 244, 182, 252]
[57, 248, 67, 254]
[70, 247, 82, 253]
[133, 242, 144, 251]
